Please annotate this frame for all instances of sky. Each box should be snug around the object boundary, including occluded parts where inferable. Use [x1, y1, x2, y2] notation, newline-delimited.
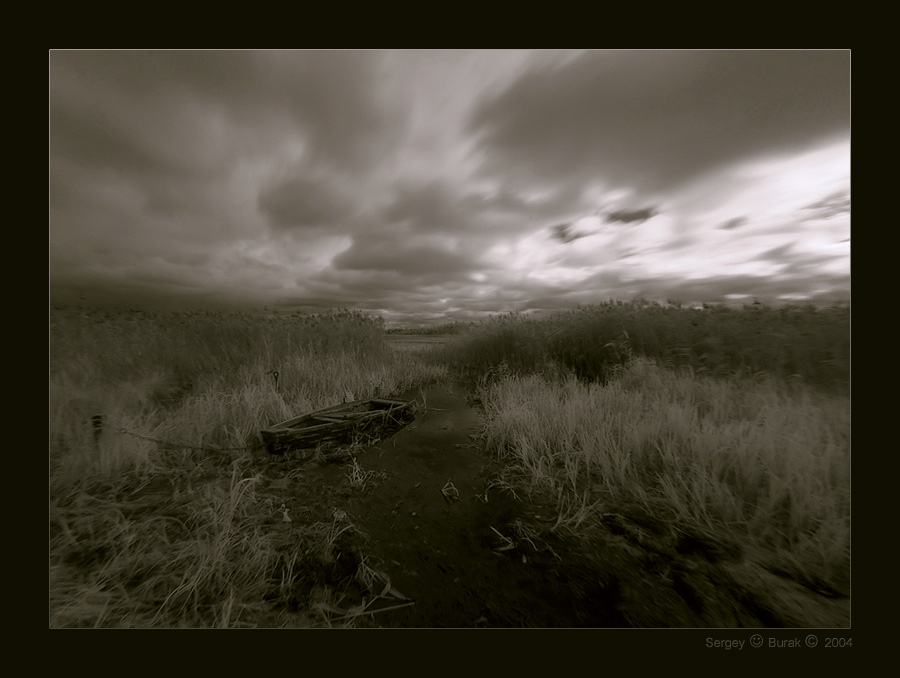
[49, 50, 850, 326]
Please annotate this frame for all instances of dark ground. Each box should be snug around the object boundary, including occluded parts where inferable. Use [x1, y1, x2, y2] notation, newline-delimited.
[254, 381, 850, 628]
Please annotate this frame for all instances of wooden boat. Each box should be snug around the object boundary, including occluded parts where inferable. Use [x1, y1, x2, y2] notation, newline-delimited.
[260, 397, 416, 454]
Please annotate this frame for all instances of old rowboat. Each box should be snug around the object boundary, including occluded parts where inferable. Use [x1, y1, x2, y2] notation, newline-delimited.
[260, 397, 416, 454]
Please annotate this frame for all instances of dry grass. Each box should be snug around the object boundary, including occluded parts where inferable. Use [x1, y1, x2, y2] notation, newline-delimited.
[49, 306, 445, 628]
[343, 457, 386, 491]
[445, 300, 849, 393]
[478, 359, 850, 594]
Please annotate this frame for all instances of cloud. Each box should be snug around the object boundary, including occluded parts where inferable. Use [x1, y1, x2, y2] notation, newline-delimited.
[382, 182, 470, 232]
[380, 180, 577, 237]
[755, 243, 796, 264]
[52, 51, 401, 172]
[50, 99, 171, 175]
[331, 233, 477, 281]
[469, 50, 850, 198]
[550, 223, 588, 244]
[803, 190, 851, 220]
[548, 218, 608, 244]
[605, 206, 658, 224]
[50, 51, 850, 324]
[258, 174, 354, 229]
[718, 216, 748, 230]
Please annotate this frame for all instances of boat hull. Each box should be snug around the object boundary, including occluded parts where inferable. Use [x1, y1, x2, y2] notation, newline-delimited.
[260, 397, 416, 454]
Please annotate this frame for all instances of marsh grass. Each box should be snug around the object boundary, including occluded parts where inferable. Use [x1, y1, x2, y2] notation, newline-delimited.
[447, 301, 850, 599]
[49, 458, 277, 628]
[49, 306, 445, 627]
[343, 457, 386, 491]
[446, 300, 849, 393]
[50, 301, 850, 625]
[478, 359, 850, 594]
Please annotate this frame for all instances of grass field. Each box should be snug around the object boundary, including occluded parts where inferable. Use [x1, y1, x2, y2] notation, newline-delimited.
[49, 300, 850, 627]
[444, 300, 849, 392]
[477, 361, 849, 594]
[448, 301, 850, 607]
[49, 306, 445, 627]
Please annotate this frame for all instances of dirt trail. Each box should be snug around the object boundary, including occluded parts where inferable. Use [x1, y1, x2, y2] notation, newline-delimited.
[256, 380, 624, 627]
[257, 379, 850, 628]
[330, 382, 626, 627]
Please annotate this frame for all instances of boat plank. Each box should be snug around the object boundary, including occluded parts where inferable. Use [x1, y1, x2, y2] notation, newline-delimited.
[260, 396, 416, 454]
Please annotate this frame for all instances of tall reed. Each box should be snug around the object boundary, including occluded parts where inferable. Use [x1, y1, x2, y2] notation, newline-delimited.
[445, 301, 849, 393]
[478, 359, 850, 593]
[49, 305, 445, 627]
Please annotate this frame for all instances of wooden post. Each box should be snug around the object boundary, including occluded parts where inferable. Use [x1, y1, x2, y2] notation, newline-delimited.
[91, 415, 104, 451]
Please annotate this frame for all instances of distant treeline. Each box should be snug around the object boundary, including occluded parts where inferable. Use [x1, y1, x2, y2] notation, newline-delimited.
[443, 300, 850, 393]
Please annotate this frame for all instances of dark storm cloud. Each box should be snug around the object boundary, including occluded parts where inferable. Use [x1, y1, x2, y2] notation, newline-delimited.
[286, 269, 485, 317]
[383, 182, 468, 232]
[312, 268, 415, 296]
[142, 175, 222, 216]
[50, 100, 173, 174]
[251, 50, 403, 169]
[50, 51, 849, 322]
[381, 181, 569, 235]
[49, 164, 79, 209]
[51, 53, 238, 180]
[51, 50, 399, 174]
[469, 50, 850, 195]
[606, 206, 658, 224]
[331, 234, 476, 280]
[49, 266, 251, 311]
[258, 175, 354, 229]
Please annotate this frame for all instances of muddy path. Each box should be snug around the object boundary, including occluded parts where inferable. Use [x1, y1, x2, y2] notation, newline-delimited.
[255, 380, 623, 627]
[254, 379, 850, 628]
[324, 382, 629, 627]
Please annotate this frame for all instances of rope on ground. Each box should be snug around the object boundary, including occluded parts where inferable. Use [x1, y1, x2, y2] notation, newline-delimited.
[114, 427, 267, 453]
